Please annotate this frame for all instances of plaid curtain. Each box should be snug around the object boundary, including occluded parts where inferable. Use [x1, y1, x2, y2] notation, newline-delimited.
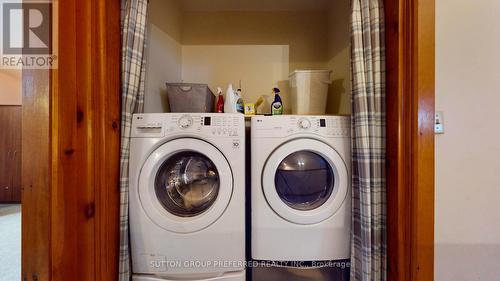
[119, 0, 148, 280]
[350, 0, 386, 280]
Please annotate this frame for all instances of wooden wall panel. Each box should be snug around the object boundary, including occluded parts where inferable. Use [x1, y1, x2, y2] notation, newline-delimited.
[11, 106, 22, 202]
[0, 106, 21, 203]
[51, 0, 94, 278]
[51, 0, 121, 280]
[22, 0, 121, 280]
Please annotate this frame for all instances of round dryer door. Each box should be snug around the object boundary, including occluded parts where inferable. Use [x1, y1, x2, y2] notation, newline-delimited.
[262, 138, 348, 225]
[139, 138, 233, 233]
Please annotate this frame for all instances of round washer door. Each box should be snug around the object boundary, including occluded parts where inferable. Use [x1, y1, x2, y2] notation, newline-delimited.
[139, 138, 233, 233]
[262, 138, 348, 225]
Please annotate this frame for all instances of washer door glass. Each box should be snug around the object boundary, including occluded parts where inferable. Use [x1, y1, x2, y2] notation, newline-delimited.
[154, 151, 220, 217]
[274, 151, 334, 211]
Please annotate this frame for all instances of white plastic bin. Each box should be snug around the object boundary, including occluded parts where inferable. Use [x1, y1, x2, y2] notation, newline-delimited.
[289, 70, 332, 115]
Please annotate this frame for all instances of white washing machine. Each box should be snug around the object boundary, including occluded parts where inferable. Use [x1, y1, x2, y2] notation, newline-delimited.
[251, 115, 351, 261]
[129, 113, 246, 281]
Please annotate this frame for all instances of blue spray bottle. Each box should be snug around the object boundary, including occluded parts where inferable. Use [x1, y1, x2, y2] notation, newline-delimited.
[271, 88, 284, 115]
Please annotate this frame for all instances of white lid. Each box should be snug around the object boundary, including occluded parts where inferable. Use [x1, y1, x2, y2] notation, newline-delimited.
[289, 69, 332, 77]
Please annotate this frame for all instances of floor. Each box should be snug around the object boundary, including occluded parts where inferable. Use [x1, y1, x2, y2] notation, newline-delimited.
[0, 204, 21, 281]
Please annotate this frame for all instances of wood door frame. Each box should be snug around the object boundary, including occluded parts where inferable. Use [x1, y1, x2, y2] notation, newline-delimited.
[385, 0, 435, 280]
[19, 0, 435, 280]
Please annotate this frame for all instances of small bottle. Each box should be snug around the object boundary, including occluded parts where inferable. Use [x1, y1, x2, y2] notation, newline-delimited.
[216, 87, 224, 113]
[235, 88, 244, 114]
[271, 88, 284, 115]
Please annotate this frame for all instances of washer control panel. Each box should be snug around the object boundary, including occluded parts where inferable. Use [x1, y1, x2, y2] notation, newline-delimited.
[132, 113, 244, 138]
[197, 115, 242, 137]
[252, 115, 350, 138]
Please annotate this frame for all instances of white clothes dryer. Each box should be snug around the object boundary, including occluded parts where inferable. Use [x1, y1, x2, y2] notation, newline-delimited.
[251, 115, 351, 261]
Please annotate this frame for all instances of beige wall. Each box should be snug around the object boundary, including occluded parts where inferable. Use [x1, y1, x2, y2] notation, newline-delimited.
[0, 0, 23, 105]
[145, 0, 183, 113]
[181, 11, 329, 72]
[145, 25, 182, 113]
[149, 0, 182, 42]
[179, 10, 331, 114]
[145, 1, 350, 114]
[179, 0, 331, 12]
[435, 0, 500, 280]
[326, 0, 351, 115]
[0, 70, 22, 105]
[182, 45, 290, 114]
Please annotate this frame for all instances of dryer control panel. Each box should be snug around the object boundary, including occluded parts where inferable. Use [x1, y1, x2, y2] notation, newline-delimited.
[131, 113, 244, 138]
[252, 115, 350, 138]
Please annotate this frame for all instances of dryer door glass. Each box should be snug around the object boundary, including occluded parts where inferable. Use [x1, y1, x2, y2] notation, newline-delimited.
[274, 151, 334, 211]
[155, 151, 220, 217]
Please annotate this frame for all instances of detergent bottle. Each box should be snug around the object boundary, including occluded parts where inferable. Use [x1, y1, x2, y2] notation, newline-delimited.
[224, 84, 237, 113]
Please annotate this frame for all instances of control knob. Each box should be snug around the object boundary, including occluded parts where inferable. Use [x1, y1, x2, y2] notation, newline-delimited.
[298, 118, 311, 129]
[178, 115, 193, 129]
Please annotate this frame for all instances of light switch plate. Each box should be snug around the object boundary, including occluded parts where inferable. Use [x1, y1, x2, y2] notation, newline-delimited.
[435, 111, 444, 134]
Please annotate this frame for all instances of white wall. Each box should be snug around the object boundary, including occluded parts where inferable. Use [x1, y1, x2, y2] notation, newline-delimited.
[435, 0, 500, 280]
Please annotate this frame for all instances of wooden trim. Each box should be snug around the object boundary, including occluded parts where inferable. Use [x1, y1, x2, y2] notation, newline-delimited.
[94, 0, 122, 279]
[22, 69, 52, 281]
[385, 0, 435, 280]
[22, 0, 121, 280]
[385, 0, 409, 278]
[410, 0, 435, 279]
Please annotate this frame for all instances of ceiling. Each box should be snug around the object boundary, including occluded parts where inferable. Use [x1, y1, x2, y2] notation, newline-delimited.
[179, 0, 332, 12]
